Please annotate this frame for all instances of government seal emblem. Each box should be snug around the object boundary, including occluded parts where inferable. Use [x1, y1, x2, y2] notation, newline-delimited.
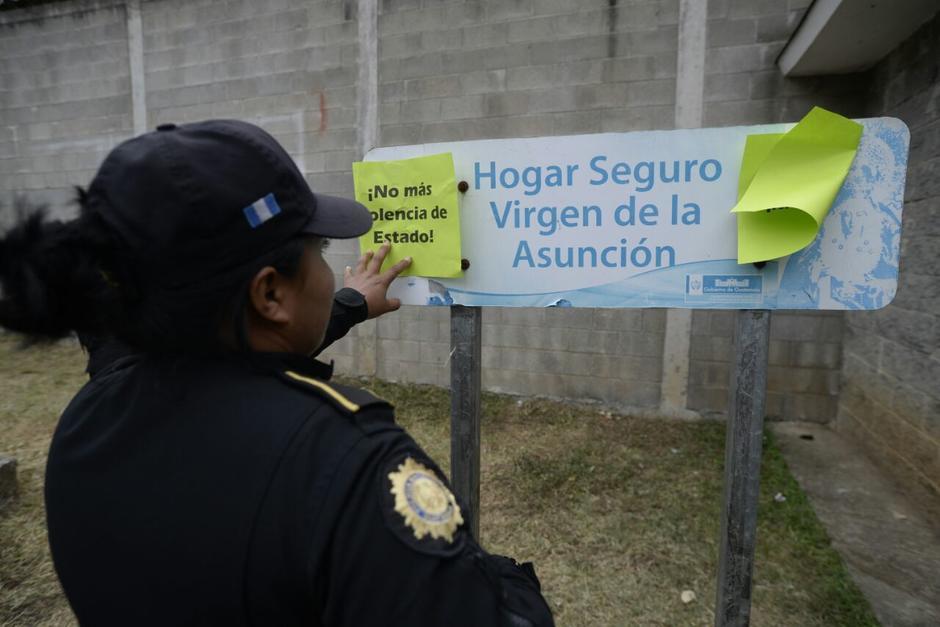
[388, 457, 463, 543]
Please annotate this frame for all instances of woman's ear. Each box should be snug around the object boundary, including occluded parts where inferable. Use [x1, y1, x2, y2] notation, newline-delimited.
[247, 266, 292, 324]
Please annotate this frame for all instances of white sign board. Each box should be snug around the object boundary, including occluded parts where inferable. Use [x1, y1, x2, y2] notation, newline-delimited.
[367, 117, 908, 310]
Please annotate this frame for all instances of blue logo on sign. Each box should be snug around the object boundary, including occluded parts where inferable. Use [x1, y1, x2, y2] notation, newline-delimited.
[687, 274, 763, 295]
[701, 275, 762, 294]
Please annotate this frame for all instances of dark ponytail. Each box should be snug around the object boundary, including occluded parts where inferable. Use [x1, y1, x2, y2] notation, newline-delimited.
[0, 195, 118, 340]
[0, 192, 308, 353]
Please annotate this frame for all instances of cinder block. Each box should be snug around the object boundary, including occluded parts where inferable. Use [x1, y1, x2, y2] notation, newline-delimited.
[563, 328, 619, 354]
[526, 89, 577, 114]
[707, 18, 757, 48]
[899, 234, 940, 277]
[703, 361, 731, 388]
[642, 309, 666, 332]
[729, 0, 788, 19]
[756, 14, 793, 43]
[618, 331, 663, 358]
[691, 335, 731, 362]
[608, 378, 661, 407]
[552, 110, 602, 134]
[784, 393, 837, 422]
[768, 339, 793, 366]
[399, 98, 441, 124]
[380, 123, 422, 146]
[894, 271, 940, 315]
[870, 306, 937, 354]
[556, 373, 610, 401]
[880, 339, 940, 398]
[404, 75, 462, 100]
[623, 78, 675, 106]
[481, 92, 534, 116]
[505, 65, 558, 91]
[901, 198, 940, 238]
[381, 33, 423, 59]
[417, 120, 465, 142]
[749, 70, 782, 99]
[691, 311, 711, 337]
[765, 391, 785, 420]
[484, 42, 532, 70]
[507, 15, 556, 43]
[787, 0, 814, 10]
[546, 308, 594, 329]
[555, 9, 609, 37]
[598, 105, 674, 132]
[486, 0, 534, 22]
[622, 27, 678, 56]
[688, 385, 728, 414]
[483, 325, 526, 350]
[396, 360, 425, 385]
[706, 97, 780, 127]
[528, 35, 607, 65]
[440, 48, 489, 75]
[591, 309, 643, 331]
[601, 56, 657, 82]
[705, 72, 751, 103]
[656, 0, 680, 24]
[419, 340, 449, 365]
[395, 5, 449, 34]
[533, 0, 577, 17]
[705, 44, 765, 75]
[440, 95, 486, 121]
[461, 23, 509, 50]
[460, 69, 507, 94]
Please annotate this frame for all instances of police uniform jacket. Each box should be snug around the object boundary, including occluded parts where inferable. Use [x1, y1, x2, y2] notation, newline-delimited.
[45, 294, 554, 626]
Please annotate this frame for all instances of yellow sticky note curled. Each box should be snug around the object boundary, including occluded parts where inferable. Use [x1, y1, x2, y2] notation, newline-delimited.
[732, 107, 863, 264]
[353, 153, 463, 278]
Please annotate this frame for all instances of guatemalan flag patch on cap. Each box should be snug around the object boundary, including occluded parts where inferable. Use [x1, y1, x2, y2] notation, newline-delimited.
[243, 193, 282, 228]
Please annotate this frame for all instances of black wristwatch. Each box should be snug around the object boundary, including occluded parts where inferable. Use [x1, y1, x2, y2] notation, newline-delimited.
[334, 287, 369, 323]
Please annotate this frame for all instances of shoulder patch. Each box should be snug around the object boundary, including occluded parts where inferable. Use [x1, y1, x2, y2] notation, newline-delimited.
[379, 453, 467, 557]
[280, 370, 391, 415]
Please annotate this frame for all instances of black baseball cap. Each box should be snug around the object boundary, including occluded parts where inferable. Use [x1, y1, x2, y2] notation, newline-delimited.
[86, 119, 372, 287]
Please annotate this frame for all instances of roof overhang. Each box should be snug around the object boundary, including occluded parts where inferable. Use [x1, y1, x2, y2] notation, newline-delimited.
[778, 0, 940, 76]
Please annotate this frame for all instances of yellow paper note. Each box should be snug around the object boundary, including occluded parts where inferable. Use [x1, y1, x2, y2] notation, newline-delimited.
[353, 153, 463, 278]
[732, 107, 863, 264]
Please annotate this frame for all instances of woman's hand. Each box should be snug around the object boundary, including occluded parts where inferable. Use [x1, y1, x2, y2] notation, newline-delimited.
[344, 243, 412, 319]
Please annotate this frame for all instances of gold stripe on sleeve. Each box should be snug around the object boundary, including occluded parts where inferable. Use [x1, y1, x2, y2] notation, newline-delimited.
[284, 371, 360, 413]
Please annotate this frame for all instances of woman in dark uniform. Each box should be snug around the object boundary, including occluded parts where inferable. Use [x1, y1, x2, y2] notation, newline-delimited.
[0, 120, 553, 626]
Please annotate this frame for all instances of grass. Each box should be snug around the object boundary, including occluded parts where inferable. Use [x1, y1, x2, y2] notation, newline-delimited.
[0, 335, 878, 626]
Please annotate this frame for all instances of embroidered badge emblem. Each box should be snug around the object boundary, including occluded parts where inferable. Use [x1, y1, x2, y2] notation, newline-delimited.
[388, 457, 463, 543]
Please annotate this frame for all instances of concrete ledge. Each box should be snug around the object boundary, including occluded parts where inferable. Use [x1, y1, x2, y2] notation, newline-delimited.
[772, 422, 940, 627]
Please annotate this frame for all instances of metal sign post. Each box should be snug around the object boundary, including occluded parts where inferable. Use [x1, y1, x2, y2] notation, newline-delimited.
[714, 309, 772, 627]
[449, 304, 482, 539]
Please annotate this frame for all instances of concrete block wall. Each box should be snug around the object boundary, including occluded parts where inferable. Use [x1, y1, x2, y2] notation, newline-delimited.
[0, 0, 133, 225]
[836, 12, 940, 498]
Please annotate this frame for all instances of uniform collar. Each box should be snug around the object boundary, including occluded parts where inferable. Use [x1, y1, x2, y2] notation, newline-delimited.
[252, 351, 335, 381]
